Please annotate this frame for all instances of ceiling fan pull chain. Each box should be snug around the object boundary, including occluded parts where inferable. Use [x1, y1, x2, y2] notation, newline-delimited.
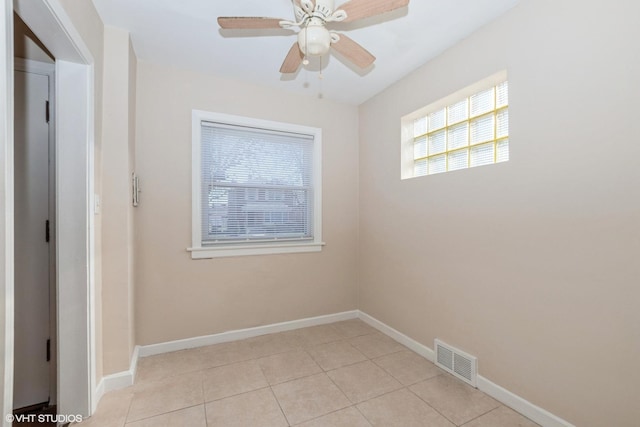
[303, 26, 310, 65]
[318, 55, 324, 99]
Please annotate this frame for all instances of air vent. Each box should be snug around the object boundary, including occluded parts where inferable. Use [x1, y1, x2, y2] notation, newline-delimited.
[434, 339, 478, 387]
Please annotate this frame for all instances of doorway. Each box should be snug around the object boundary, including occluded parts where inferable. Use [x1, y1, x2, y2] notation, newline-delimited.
[13, 58, 56, 412]
[3, 0, 97, 420]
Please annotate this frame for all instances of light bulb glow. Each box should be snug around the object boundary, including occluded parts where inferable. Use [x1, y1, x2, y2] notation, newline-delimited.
[298, 24, 331, 57]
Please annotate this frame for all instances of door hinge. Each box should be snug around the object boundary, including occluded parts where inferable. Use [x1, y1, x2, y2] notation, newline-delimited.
[46, 339, 51, 362]
[45, 220, 50, 243]
[45, 100, 50, 123]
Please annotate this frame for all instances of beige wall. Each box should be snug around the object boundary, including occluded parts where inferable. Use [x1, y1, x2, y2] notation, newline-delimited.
[134, 61, 359, 345]
[358, 1, 640, 426]
[100, 25, 136, 375]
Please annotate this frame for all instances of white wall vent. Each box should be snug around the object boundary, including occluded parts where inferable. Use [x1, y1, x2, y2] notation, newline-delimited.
[434, 339, 478, 387]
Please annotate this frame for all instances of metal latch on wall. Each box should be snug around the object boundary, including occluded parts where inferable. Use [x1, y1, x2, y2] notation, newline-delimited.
[132, 173, 140, 207]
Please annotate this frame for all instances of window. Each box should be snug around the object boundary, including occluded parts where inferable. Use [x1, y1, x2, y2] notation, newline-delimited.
[402, 73, 509, 179]
[190, 111, 323, 258]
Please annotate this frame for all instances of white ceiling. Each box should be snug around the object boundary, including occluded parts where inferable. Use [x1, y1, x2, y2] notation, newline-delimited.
[91, 0, 520, 105]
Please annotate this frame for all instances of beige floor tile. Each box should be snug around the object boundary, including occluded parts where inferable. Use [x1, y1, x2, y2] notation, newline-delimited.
[373, 350, 442, 385]
[77, 388, 133, 426]
[463, 405, 540, 427]
[246, 331, 303, 358]
[410, 374, 500, 426]
[195, 339, 256, 368]
[127, 372, 203, 422]
[349, 333, 406, 359]
[272, 373, 351, 425]
[135, 340, 257, 386]
[293, 325, 345, 347]
[134, 347, 208, 384]
[330, 319, 378, 339]
[357, 388, 455, 427]
[327, 360, 402, 404]
[295, 406, 372, 427]
[258, 349, 322, 385]
[202, 359, 268, 401]
[124, 405, 206, 427]
[307, 340, 367, 371]
[205, 388, 288, 427]
[90, 321, 532, 427]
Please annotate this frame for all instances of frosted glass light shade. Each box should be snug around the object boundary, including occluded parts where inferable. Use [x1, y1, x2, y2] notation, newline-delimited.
[298, 24, 331, 56]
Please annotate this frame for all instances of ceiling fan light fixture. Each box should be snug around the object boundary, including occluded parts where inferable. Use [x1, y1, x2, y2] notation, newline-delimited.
[298, 24, 331, 57]
[218, 0, 412, 74]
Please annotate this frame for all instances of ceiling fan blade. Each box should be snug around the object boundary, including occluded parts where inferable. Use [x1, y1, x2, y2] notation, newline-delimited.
[331, 34, 375, 69]
[217, 17, 284, 30]
[280, 42, 304, 73]
[338, 0, 409, 23]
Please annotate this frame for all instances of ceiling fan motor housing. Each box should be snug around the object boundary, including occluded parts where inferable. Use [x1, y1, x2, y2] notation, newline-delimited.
[295, 0, 336, 57]
[297, 0, 334, 14]
[311, 0, 334, 19]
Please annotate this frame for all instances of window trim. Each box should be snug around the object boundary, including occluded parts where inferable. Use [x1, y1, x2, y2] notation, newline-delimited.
[401, 71, 508, 180]
[189, 110, 323, 259]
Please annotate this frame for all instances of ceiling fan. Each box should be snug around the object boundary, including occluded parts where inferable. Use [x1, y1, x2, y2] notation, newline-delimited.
[218, 0, 410, 74]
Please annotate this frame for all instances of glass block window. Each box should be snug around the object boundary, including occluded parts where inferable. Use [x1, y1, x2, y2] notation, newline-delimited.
[410, 81, 509, 177]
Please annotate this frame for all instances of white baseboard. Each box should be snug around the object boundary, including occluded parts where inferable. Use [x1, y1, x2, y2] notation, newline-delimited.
[93, 345, 139, 408]
[356, 311, 574, 427]
[138, 310, 359, 357]
[358, 311, 435, 362]
[476, 376, 575, 427]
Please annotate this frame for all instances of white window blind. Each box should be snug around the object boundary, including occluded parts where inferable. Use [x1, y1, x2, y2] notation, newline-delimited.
[200, 122, 315, 244]
[190, 110, 322, 258]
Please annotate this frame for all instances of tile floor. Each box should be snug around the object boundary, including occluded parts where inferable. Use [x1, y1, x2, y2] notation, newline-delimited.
[76, 320, 540, 427]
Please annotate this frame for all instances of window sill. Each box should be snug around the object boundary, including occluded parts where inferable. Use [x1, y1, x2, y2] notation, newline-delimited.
[187, 241, 325, 259]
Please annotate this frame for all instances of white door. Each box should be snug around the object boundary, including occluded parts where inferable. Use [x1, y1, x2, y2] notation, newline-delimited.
[13, 68, 51, 409]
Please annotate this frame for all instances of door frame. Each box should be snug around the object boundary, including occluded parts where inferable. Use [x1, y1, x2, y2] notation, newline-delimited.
[2, 0, 96, 423]
[1, 0, 16, 421]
